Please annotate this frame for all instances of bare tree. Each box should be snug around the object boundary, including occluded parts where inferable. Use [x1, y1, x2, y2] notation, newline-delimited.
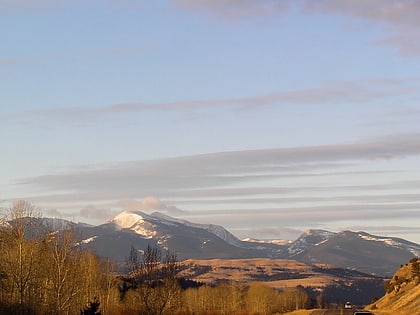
[0, 201, 115, 315]
[126, 245, 181, 315]
[44, 226, 84, 315]
[0, 200, 42, 314]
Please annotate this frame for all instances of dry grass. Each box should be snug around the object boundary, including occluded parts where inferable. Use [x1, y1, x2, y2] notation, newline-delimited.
[276, 310, 315, 315]
[366, 260, 420, 315]
[179, 258, 337, 289]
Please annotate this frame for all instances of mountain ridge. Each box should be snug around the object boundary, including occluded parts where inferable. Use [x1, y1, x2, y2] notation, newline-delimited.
[18, 210, 420, 277]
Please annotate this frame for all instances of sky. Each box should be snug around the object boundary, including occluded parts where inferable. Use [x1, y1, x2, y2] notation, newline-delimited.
[1, 0, 420, 244]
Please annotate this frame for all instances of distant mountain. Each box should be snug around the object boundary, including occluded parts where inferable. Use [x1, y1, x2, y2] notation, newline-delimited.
[287, 229, 336, 256]
[12, 210, 418, 277]
[291, 230, 420, 276]
[76, 210, 277, 267]
[242, 238, 292, 246]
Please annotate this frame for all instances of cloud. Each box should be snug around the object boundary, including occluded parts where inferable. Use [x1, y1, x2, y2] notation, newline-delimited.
[0, 58, 25, 66]
[172, 0, 292, 19]
[12, 133, 420, 243]
[79, 205, 116, 221]
[40, 204, 117, 223]
[16, 179, 419, 208]
[0, 0, 127, 11]
[304, 0, 420, 24]
[186, 204, 420, 220]
[345, 225, 420, 235]
[183, 205, 420, 238]
[17, 133, 420, 194]
[42, 207, 63, 218]
[118, 197, 189, 216]
[0, 0, 63, 10]
[171, 192, 420, 206]
[172, 0, 420, 56]
[303, 0, 420, 55]
[21, 77, 420, 125]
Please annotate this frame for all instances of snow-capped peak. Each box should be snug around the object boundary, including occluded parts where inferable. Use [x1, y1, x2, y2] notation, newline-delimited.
[111, 210, 147, 229]
[109, 209, 242, 246]
[110, 210, 156, 238]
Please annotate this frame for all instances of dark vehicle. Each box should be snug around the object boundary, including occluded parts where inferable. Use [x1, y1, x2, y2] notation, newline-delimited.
[353, 312, 373, 315]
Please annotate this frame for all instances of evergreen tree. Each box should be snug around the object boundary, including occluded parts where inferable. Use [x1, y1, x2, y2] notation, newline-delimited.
[80, 297, 101, 315]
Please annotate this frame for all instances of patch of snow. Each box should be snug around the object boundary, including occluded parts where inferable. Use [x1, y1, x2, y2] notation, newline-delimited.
[132, 225, 156, 238]
[358, 233, 420, 257]
[315, 239, 328, 246]
[288, 230, 336, 256]
[359, 234, 402, 247]
[242, 238, 292, 246]
[80, 236, 98, 244]
[201, 239, 212, 248]
[152, 212, 242, 247]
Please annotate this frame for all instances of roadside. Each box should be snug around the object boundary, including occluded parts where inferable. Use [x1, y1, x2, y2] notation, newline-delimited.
[280, 310, 316, 315]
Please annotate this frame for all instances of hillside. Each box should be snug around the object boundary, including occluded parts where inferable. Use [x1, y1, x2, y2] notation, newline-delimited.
[178, 258, 335, 289]
[177, 258, 381, 290]
[367, 258, 420, 315]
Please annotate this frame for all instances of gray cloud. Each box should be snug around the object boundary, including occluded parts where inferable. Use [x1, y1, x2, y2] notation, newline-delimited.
[173, 0, 420, 55]
[79, 205, 116, 221]
[0, 58, 25, 66]
[345, 225, 420, 235]
[118, 197, 189, 216]
[303, 0, 420, 55]
[11, 133, 420, 243]
[9, 133, 420, 242]
[17, 179, 420, 208]
[12, 134, 420, 238]
[42, 207, 63, 218]
[183, 205, 420, 238]
[0, 0, 145, 11]
[172, 0, 292, 19]
[0, 0, 65, 10]
[171, 192, 420, 206]
[18, 133, 420, 194]
[304, 0, 420, 26]
[22, 77, 420, 125]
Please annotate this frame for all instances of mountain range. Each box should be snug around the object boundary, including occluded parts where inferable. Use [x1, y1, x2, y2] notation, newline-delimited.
[61, 209, 420, 277]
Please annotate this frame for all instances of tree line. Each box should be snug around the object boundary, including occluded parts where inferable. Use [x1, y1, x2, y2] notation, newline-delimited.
[0, 201, 311, 315]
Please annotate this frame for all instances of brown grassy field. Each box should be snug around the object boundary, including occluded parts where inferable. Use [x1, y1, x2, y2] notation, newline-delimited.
[179, 258, 338, 289]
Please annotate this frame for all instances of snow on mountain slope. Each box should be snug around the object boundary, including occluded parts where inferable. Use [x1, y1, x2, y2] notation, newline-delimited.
[78, 236, 98, 245]
[110, 210, 242, 246]
[111, 210, 145, 229]
[148, 211, 242, 245]
[242, 238, 292, 246]
[288, 229, 336, 256]
[358, 232, 420, 257]
[110, 210, 156, 238]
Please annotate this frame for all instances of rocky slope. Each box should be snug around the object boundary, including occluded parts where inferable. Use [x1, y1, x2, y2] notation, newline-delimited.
[367, 258, 420, 315]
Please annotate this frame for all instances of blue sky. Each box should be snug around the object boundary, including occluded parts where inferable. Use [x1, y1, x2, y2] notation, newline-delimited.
[1, 0, 420, 243]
